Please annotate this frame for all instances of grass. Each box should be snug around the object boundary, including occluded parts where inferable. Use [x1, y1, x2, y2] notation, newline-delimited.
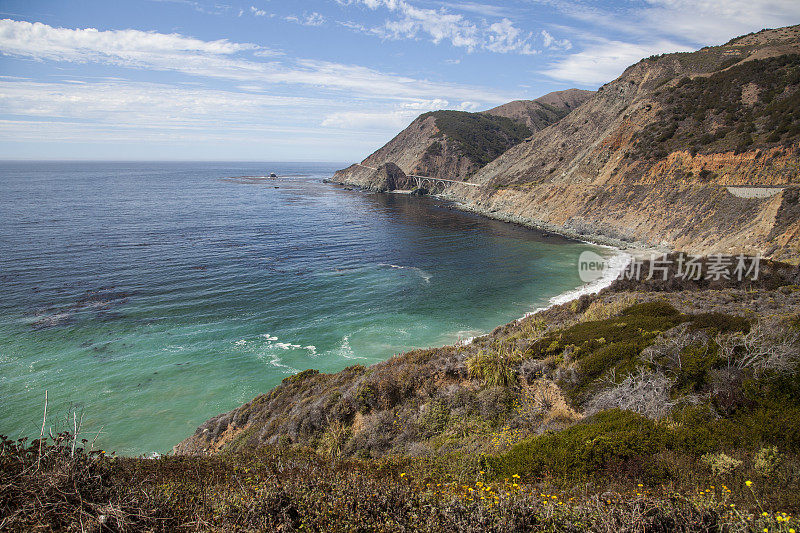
[467, 344, 523, 387]
[3, 432, 799, 532]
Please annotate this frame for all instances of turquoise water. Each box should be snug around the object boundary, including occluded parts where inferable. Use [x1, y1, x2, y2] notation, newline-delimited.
[0, 162, 612, 455]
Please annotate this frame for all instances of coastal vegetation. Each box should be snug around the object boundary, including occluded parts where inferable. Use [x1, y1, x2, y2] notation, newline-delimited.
[3, 254, 799, 532]
[633, 55, 800, 159]
[3, 423, 799, 531]
[421, 110, 532, 167]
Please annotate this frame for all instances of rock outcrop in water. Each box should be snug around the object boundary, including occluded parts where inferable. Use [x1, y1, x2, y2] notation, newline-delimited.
[333, 25, 800, 263]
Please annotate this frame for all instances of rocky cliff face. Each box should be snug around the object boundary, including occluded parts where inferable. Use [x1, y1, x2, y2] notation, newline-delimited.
[331, 89, 593, 189]
[334, 25, 800, 263]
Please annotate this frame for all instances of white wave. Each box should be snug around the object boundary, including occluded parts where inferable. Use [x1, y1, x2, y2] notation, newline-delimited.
[518, 250, 631, 321]
[257, 351, 299, 373]
[274, 342, 302, 350]
[453, 329, 485, 346]
[338, 335, 354, 358]
[162, 345, 186, 352]
[333, 335, 370, 360]
[379, 263, 432, 283]
[259, 333, 315, 355]
[234, 339, 247, 346]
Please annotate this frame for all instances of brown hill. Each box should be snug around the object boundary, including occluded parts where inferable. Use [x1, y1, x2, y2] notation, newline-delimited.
[484, 88, 594, 130]
[331, 89, 593, 189]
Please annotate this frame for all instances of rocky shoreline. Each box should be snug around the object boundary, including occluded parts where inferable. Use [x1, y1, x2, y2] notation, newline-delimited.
[328, 177, 668, 258]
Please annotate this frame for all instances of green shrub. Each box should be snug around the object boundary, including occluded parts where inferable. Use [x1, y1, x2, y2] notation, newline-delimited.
[485, 409, 663, 481]
[425, 141, 443, 156]
[690, 313, 751, 334]
[668, 405, 717, 455]
[632, 55, 800, 158]
[675, 341, 720, 392]
[579, 342, 640, 382]
[419, 399, 451, 437]
[530, 301, 684, 359]
[621, 300, 681, 319]
[420, 110, 532, 167]
[754, 445, 783, 476]
[467, 345, 522, 387]
[701, 452, 742, 476]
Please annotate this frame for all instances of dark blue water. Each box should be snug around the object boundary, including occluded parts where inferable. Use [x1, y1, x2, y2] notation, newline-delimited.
[0, 161, 610, 455]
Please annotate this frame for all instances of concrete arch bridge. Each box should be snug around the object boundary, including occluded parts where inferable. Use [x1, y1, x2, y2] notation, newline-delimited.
[355, 163, 479, 192]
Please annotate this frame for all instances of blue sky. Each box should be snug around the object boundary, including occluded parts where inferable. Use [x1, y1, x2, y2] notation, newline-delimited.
[1, 1, 798, 161]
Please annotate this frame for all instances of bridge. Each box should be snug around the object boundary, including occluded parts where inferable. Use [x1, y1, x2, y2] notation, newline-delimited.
[355, 163, 480, 191]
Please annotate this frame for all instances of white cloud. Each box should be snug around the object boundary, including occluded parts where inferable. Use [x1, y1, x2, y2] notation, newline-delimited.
[380, 2, 480, 49]
[457, 101, 480, 111]
[321, 110, 417, 130]
[540, 39, 693, 85]
[638, 0, 800, 45]
[0, 80, 325, 125]
[540, 29, 571, 50]
[340, 0, 539, 55]
[485, 19, 539, 55]
[400, 98, 449, 109]
[440, 2, 512, 18]
[285, 12, 326, 26]
[0, 19, 259, 61]
[0, 19, 510, 103]
[321, 98, 483, 130]
[250, 6, 269, 17]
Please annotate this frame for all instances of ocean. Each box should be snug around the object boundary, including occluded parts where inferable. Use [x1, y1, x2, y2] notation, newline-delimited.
[0, 161, 615, 455]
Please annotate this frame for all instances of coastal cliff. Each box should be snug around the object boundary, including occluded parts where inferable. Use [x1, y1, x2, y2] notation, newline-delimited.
[333, 26, 800, 263]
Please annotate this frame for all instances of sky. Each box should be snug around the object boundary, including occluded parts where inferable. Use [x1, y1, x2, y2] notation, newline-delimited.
[0, 1, 799, 161]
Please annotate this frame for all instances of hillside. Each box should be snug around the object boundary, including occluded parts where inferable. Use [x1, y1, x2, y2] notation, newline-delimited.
[179, 24, 800, 467]
[330, 89, 593, 189]
[334, 25, 800, 263]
